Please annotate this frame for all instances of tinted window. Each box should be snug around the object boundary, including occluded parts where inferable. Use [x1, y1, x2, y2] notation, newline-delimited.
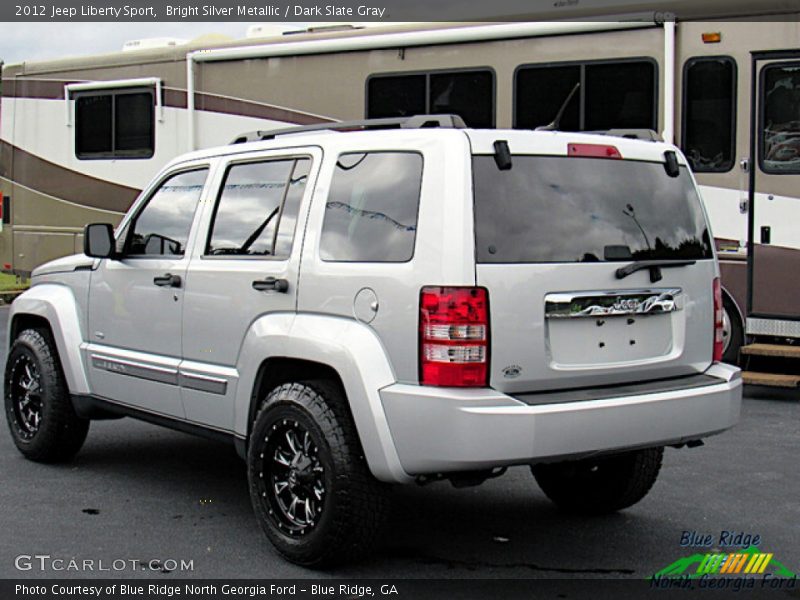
[208, 160, 294, 256]
[275, 159, 311, 258]
[127, 169, 207, 257]
[430, 71, 493, 128]
[75, 89, 154, 159]
[367, 70, 493, 127]
[320, 152, 422, 262]
[584, 62, 656, 130]
[515, 66, 580, 131]
[515, 60, 656, 131]
[76, 95, 112, 154]
[473, 156, 713, 263]
[367, 75, 426, 119]
[761, 63, 800, 174]
[115, 93, 154, 153]
[683, 57, 736, 172]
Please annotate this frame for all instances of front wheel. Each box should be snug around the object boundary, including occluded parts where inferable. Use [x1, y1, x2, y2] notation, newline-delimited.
[247, 381, 388, 566]
[532, 447, 663, 515]
[4, 329, 89, 462]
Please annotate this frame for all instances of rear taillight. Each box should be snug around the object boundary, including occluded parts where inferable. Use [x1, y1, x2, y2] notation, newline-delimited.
[713, 278, 724, 362]
[419, 286, 489, 387]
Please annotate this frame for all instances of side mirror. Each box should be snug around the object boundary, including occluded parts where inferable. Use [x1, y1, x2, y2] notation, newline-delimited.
[84, 223, 117, 259]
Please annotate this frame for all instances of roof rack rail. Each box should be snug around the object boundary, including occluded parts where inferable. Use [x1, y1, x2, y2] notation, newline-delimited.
[230, 114, 467, 144]
[588, 129, 663, 142]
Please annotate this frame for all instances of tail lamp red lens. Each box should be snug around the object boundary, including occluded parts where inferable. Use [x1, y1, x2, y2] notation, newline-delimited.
[419, 286, 489, 387]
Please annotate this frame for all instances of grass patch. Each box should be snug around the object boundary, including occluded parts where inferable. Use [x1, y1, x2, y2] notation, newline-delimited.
[0, 272, 30, 292]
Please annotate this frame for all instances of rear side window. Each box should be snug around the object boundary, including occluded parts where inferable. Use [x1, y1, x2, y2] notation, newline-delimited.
[473, 156, 713, 263]
[320, 152, 422, 262]
[682, 57, 736, 172]
[207, 158, 310, 258]
[126, 168, 208, 257]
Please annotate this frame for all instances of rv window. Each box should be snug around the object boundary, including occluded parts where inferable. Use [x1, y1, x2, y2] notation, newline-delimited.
[115, 93, 154, 152]
[584, 62, 656, 130]
[75, 89, 154, 159]
[76, 95, 112, 154]
[514, 59, 656, 131]
[515, 66, 581, 131]
[207, 158, 310, 258]
[682, 57, 736, 173]
[430, 71, 494, 128]
[320, 152, 422, 262]
[367, 69, 494, 127]
[761, 63, 800, 174]
[367, 75, 426, 119]
[125, 168, 207, 257]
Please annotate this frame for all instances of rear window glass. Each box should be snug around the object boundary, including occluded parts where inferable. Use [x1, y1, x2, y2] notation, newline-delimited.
[473, 155, 713, 264]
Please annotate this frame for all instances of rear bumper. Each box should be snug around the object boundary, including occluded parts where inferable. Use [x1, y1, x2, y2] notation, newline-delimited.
[380, 363, 741, 476]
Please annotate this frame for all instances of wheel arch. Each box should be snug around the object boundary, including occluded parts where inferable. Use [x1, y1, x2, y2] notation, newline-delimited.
[235, 313, 411, 484]
[10, 313, 53, 343]
[9, 285, 90, 395]
[247, 357, 345, 439]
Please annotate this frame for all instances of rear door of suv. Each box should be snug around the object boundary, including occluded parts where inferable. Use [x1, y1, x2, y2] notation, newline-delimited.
[469, 132, 718, 395]
[181, 147, 321, 430]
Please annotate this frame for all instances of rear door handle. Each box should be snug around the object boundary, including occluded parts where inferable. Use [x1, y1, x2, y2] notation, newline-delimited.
[153, 273, 182, 288]
[252, 277, 289, 293]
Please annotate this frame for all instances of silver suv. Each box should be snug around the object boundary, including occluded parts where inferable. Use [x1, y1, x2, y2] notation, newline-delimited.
[4, 116, 742, 566]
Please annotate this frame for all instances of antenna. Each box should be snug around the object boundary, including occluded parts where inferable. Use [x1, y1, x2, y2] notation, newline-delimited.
[536, 82, 580, 132]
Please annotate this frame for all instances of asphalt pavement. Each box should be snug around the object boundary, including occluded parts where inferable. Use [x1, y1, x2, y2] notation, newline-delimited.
[0, 305, 798, 581]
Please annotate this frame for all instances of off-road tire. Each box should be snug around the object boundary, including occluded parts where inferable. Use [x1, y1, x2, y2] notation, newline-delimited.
[4, 328, 89, 462]
[247, 380, 388, 567]
[532, 447, 664, 515]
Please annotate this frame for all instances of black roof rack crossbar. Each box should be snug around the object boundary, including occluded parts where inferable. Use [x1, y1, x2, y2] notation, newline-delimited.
[231, 114, 467, 144]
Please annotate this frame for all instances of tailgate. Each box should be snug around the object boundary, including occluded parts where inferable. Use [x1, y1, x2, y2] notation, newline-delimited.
[472, 150, 716, 394]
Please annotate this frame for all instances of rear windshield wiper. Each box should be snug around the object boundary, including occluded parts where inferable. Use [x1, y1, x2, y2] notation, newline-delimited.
[615, 259, 696, 283]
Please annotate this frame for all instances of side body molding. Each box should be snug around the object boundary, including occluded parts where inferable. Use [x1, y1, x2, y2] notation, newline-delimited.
[9, 284, 90, 394]
[235, 313, 412, 484]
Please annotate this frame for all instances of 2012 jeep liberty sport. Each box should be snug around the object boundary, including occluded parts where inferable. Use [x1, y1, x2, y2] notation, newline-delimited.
[4, 116, 742, 566]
